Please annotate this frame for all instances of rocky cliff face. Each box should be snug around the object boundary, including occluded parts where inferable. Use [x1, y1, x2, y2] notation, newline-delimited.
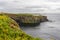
[0, 14, 41, 40]
[0, 13, 48, 26]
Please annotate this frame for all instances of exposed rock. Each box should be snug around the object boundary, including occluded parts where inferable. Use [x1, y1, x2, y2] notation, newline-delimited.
[40, 16, 48, 22]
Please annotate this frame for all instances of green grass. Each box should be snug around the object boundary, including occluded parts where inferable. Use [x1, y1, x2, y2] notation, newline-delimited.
[0, 14, 42, 40]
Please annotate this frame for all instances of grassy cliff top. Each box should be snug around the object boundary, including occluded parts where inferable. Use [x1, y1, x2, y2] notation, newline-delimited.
[1, 13, 44, 23]
[0, 14, 42, 40]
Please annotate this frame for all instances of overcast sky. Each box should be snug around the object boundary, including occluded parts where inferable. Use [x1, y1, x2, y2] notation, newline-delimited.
[0, 0, 60, 13]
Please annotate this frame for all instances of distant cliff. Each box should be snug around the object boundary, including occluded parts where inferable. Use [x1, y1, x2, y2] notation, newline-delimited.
[1, 13, 48, 26]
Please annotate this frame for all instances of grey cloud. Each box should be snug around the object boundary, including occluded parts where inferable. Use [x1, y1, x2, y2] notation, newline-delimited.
[0, 2, 7, 6]
[25, 6, 48, 8]
[47, 0, 60, 2]
[0, 0, 60, 13]
[0, 0, 48, 13]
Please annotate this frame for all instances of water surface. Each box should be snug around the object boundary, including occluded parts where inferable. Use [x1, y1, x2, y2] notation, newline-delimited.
[21, 13, 60, 40]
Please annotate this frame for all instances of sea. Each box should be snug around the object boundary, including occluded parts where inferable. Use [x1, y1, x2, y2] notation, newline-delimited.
[21, 13, 60, 40]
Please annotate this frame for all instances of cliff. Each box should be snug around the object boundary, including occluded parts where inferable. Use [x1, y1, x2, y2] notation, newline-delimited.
[0, 14, 42, 40]
[7, 14, 48, 26]
[1, 13, 48, 26]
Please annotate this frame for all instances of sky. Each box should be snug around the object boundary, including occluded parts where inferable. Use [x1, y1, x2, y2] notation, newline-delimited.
[0, 0, 60, 13]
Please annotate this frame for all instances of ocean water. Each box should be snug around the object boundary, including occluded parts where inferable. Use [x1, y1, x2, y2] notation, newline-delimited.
[21, 13, 60, 40]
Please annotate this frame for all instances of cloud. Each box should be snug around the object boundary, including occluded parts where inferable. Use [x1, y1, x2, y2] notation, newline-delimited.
[47, 0, 60, 2]
[0, 0, 60, 13]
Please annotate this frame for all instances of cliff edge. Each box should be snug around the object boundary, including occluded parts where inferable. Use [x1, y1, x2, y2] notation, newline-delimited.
[0, 14, 42, 40]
